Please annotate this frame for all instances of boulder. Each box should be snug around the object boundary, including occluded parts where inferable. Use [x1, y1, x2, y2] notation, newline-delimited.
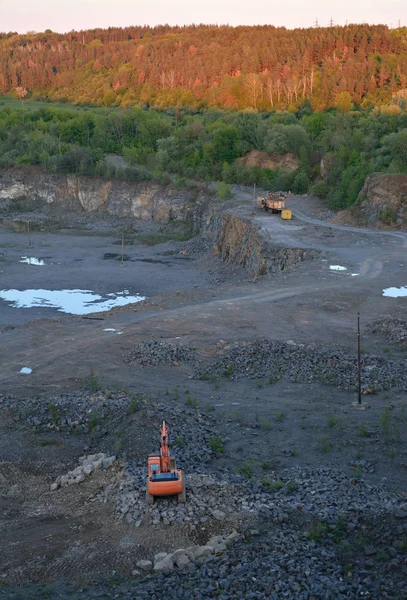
[194, 545, 214, 559]
[136, 559, 153, 572]
[153, 555, 174, 572]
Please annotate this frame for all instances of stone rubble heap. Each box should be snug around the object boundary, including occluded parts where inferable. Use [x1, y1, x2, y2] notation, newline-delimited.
[195, 338, 407, 392]
[134, 530, 239, 575]
[110, 463, 406, 534]
[125, 341, 198, 367]
[368, 318, 407, 345]
[50, 453, 116, 491]
[114, 470, 255, 528]
[110, 466, 406, 600]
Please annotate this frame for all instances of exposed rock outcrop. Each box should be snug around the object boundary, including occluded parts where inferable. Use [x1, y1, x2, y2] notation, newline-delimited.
[0, 167, 203, 224]
[214, 212, 317, 277]
[357, 173, 407, 228]
[236, 150, 299, 172]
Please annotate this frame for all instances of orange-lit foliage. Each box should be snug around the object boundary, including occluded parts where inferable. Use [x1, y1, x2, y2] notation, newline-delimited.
[0, 24, 406, 109]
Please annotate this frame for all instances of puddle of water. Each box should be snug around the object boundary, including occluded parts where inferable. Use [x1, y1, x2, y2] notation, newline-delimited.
[329, 265, 347, 271]
[20, 257, 45, 266]
[20, 367, 32, 374]
[382, 286, 407, 298]
[0, 289, 146, 315]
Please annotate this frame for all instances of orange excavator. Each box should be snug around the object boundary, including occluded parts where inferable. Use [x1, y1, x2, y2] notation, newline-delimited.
[146, 421, 186, 504]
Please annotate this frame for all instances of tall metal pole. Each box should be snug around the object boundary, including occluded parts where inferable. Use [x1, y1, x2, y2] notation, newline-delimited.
[28, 221, 32, 249]
[120, 234, 124, 268]
[357, 312, 362, 404]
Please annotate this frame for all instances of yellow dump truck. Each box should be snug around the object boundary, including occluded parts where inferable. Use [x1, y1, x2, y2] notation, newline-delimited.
[257, 193, 292, 220]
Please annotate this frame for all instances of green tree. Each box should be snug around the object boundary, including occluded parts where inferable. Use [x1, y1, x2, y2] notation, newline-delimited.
[213, 126, 240, 163]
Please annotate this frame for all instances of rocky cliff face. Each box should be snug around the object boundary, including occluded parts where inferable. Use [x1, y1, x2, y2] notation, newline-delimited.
[0, 167, 202, 223]
[358, 173, 407, 228]
[214, 212, 317, 277]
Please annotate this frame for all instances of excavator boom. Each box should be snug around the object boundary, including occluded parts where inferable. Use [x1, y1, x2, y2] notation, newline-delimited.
[160, 421, 171, 473]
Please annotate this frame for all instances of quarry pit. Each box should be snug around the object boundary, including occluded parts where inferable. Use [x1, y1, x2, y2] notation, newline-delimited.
[0, 177, 406, 599]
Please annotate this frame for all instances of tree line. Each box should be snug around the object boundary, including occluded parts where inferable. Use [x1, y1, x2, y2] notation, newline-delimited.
[0, 24, 406, 110]
[0, 102, 406, 211]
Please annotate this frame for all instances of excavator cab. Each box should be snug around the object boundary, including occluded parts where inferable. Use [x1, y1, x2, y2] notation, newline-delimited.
[146, 422, 186, 505]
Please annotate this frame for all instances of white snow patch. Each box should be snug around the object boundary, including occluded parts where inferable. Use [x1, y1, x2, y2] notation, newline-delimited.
[0, 289, 146, 315]
[20, 257, 45, 266]
[382, 286, 407, 298]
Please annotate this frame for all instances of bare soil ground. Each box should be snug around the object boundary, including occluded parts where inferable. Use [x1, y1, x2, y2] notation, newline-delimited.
[0, 194, 406, 598]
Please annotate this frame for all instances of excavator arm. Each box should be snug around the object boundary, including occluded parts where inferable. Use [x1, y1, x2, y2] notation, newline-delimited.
[160, 421, 171, 473]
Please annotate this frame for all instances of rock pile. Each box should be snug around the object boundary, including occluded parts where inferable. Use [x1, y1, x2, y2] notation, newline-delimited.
[114, 470, 259, 527]
[368, 318, 407, 345]
[51, 453, 116, 490]
[125, 341, 197, 367]
[110, 466, 406, 599]
[195, 338, 407, 392]
[136, 530, 239, 574]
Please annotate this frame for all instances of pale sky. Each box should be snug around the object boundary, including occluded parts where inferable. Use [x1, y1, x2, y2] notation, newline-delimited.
[0, 0, 406, 34]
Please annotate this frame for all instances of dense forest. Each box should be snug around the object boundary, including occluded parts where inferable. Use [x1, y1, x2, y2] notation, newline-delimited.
[0, 24, 407, 110]
[0, 101, 406, 211]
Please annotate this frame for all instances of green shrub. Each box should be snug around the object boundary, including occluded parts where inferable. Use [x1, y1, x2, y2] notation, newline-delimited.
[209, 435, 225, 454]
[292, 171, 309, 194]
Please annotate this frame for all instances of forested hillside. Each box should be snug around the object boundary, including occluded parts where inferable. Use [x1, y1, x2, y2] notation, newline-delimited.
[1, 103, 406, 211]
[1, 24, 407, 110]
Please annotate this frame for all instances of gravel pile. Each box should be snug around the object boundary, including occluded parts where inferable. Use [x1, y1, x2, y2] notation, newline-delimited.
[0, 390, 135, 434]
[118, 466, 407, 598]
[368, 318, 407, 345]
[125, 341, 198, 367]
[0, 391, 217, 463]
[112, 462, 407, 530]
[195, 339, 407, 393]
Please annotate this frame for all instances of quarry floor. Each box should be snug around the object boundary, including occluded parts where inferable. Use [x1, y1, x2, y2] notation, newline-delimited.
[0, 194, 406, 595]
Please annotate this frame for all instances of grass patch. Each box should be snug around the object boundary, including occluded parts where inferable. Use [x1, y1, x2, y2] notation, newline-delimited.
[237, 461, 253, 479]
[260, 418, 272, 431]
[208, 435, 225, 454]
[353, 464, 363, 480]
[224, 364, 233, 378]
[262, 478, 283, 492]
[185, 393, 199, 408]
[379, 407, 392, 441]
[174, 435, 185, 448]
[318, 434, 334, 453]
[48, 402, 60, 424]
[274, 410, 286, 423]
[307, 521, 330, 541]
[88, 371, 100, 393]
[358, 422, 369, 437]
[327, 414, 341, 429]
[285, 479, 299, 494]
[88, 413, 100, 432]
[39, 438, 61, 447]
